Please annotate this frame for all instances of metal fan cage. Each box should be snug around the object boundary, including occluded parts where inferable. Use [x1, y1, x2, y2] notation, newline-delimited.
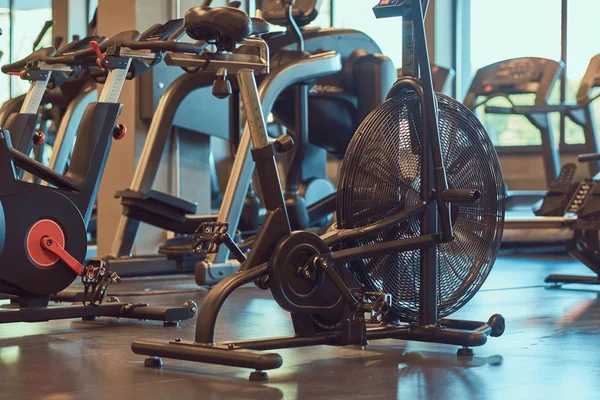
[336, 91, 505, 322]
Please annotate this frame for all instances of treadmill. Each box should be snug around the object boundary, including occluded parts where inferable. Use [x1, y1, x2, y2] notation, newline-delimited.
[476, 55, 600, 248]
[465, 57, 564, 212]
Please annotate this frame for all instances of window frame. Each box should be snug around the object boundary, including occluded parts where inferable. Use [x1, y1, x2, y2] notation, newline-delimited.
[458, 0, 588, 154]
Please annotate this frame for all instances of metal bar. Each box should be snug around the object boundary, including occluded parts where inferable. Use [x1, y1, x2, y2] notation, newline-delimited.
[45, 88, 98, 176]
[237, 69, 270, 149]
[195, 264, 269, 343]
[323, 202, 427, 246]
[504, 216, 575, 230]
[330, 234, 441, 265]
[8, 0, 13, 97]
[19, 75, 51, 114]
[285, 83, 309, 195]
[226, 333, 336, 351]
[560, 0, 568, 147]
[411, 0, 442, 327]
[109, 73, 215, 257]
[366, 324, 488, 347]
[98, 59, 132, 103]
[132, 339, 283, 370]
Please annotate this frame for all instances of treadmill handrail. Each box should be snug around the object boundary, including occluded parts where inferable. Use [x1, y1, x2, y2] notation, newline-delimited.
[484, 104, 576, 115]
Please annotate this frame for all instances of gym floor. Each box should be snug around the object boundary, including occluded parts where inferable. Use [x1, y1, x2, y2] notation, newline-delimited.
[1, 255, 598, 400]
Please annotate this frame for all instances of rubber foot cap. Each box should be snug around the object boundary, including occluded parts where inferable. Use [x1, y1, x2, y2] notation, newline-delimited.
[144, 357, 163, 368]
[457, 347, 474, 357]
[249, 370, 269, 382]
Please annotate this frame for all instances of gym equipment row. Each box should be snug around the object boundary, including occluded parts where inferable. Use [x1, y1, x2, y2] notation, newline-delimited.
[7, 0, 600, 383]
[0, 0, 506, 379]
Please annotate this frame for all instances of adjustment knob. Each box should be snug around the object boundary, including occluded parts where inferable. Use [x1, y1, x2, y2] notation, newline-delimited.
[113, 124, 127, 140]
[212, 68, 232, 99]
[32, 130, 45, 146]
[274, 134, 295, 153]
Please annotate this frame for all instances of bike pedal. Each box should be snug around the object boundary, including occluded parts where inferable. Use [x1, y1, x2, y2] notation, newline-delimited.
[192, 222, 230, 254]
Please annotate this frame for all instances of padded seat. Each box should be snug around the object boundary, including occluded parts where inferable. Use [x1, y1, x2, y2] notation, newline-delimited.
[184, 6, 270, 46]
[1, 47, 56, 73]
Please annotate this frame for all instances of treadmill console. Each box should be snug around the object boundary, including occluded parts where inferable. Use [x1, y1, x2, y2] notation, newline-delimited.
[262, 0, 322, 27]
[464, 57, 563, 108]
[142, 18, 183, 41]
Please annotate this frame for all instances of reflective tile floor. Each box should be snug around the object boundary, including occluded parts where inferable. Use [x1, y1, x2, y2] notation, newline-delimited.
[1, 255, 600, 399]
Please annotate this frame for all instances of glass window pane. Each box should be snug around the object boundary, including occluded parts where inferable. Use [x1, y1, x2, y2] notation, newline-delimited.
[0, 4, 9, 106]
[10, 0, 52, 98]
[333, 1, 401, 67]
[565, 2, 600, 145]
[470, 0, 561, 147]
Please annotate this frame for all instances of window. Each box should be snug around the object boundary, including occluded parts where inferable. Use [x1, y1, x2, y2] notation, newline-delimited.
[333, 0, 402, 68]
[563, 1, 600, 145]
[469, 0, 562, 147]
[0, 0, 10, 105]
[310, 0, 331, 28]
[9, 0, 53, 98]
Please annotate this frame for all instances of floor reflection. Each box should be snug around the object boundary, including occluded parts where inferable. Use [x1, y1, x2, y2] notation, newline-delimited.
[1, 256, 600, 399]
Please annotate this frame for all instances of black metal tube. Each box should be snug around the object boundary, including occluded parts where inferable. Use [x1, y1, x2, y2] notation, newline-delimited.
[367, 324, 488, 347]
[285, 83, 309, 195]
[226, 333, 336, 351]
[442, 189, 481, 204]
[282, 2, 308, 196]
[131, 340, 283, 370]
[330, 234, 441, 265]
[315, 257, 358, 307]
[411, 0, 453, 241]
[229, 90, 241, 157]
[560, 0, 568, 148]
[252, 145, 290, 216]
[438, 318, 490, 332]
[324, 202, 427, 247]
[578, 152, 600, 163]
[121, 303, 197, 322]
[401, 7, 418, 77]
[194, 264, 268, 343]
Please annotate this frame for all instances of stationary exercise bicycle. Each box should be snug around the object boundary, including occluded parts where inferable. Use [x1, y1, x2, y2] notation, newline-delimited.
[0, 23, 199, 324]
[107, 0, 395, 283]
[132, 0, 505, 379]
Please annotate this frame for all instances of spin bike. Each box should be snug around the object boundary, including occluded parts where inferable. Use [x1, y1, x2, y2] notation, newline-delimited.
[0, 24, 200, 324]
[132, 1, 505, 380]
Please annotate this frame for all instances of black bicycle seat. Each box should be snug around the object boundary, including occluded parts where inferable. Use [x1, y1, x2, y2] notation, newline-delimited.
[1, 47, 56, 73]
[184, 6, 270, 45]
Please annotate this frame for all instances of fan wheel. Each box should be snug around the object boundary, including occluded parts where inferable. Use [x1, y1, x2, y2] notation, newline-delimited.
[336, 91, 505, 322]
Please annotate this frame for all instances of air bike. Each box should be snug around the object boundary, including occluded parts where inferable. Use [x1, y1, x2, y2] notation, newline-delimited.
[132, 0, 506, 380]
[0, 23, 199, 325]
